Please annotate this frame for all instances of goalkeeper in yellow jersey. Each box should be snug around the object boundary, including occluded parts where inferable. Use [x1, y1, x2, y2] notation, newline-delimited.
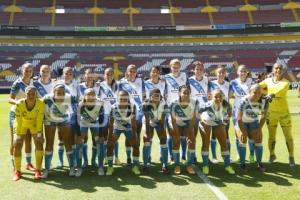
[13, 86, 45, 181]
[259, 63, 295, 167]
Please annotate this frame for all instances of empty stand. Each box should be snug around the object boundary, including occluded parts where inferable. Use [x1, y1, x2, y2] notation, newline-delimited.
[14, 13, 51, 26]
[56, 13, 93, 26]
[252, 10, 295, 24]
[213, 11, 249, 24]
[133, 14, 171, 26]
[174, 13, 210, 25]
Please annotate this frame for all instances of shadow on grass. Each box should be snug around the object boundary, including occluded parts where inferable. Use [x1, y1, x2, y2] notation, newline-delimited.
[41, 162, 203, 193]
[198, 161, 300, 188]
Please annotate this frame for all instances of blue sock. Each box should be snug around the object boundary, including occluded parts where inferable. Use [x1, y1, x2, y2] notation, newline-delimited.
[238, 143, 246, 166]
[66, 150, 74, 168]
[143, 142, 151, 167]
[167, 136, 173, 159]
[25, 153, 31, 164]
[58, 144, 64, 164]
[235, 138, 240, 158]
[149, 141, 152, 160]
[187, 149, 195, 165]
[114, 142, 119, 159]
[222, 151, 230, 167]
[226, 139, 231, 154]
[91, 145, 97, 164]
[172, 150, 180, 165]
[76, 144, 83, 168]
[211, 139, 217, 159]
[248, 139, 255, 157]
[72, 145, 77, 167]
[126, 147, 131, 160]
[83, 143, 88, 163]
[180, 136, 187, 159]
[255, 143, 263, 164]
[97, 142, 104, 167]
[107, 156, 113, 167]
[161, 144, 168, 167]
[133, 156, 139, 166]
[44, 151, 53, 170]
[103, 141, 107, 159]
[202, 151, 209, 166]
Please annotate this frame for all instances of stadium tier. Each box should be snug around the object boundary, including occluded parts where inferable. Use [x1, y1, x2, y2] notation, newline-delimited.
[0, 0, 299, 26]
[0, 47, 299, 88]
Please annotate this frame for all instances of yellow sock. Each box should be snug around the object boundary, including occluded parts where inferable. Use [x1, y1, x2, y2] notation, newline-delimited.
[268, 126, 277, 155]
[35, 150, 44, 170]
[14, 156, 21, 171]
[282, 127, 294, 157]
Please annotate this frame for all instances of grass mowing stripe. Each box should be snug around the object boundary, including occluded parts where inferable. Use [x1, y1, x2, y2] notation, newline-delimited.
[193, 165, 228, 200]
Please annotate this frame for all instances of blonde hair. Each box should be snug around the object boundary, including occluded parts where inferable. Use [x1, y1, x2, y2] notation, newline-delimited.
[169, 59, 181, 66]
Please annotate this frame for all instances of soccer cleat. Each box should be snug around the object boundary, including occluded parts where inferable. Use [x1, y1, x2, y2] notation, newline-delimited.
[186, 165, 196, 175]
[26, 163, 36, 171]
[174, 166, 181, 175]
[98, 167, 105, 176]
[269, 155, 277, 164]
[225, 166, 235, 174]
[82, 161, 88, 168]
[41, 169, 49, 179]
[249, 155, 255, 163]
[211, 158, 219, 164]
[34, 170, 42, 180]
[114, 158, 121, 165]
[75, 168, 82, 177]
[132, 166, 141, 175]
[162, 166, 169, 175]
[106, 167, 114, 176]
[289, 157, 295, 167]
[202, 166, 209, 175]
[142, 167, 150, 175]
[127, 158, 132, 166]
[92, 160, 98, 167]
[240, 164, 247, 172]
[257, 163, 266, 172]
[12, 170, 22, 181]
[69, 167, 76, 177]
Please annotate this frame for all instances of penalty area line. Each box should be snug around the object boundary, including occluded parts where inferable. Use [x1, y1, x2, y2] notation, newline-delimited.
[193, 165, 228, 200]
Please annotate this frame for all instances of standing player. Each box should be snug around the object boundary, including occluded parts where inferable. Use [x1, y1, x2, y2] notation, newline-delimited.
[142, 88, 169, 174]
[118, 64, 145, 165]
[144, 66, 167, 163]
[209, 66, 231, 163]
[78, 68, 100, 167]
[106, 91, 140, 175]
[170, 85, 197, 175]
[237, 84, 268, 172]
[9, 62, 35, 171]
[12, 86, 45, 181]
[42, 84, 76, 178]
[188, 61, 209, 162]
[99, 68, 120, 165]
[259, 63, 295, 167]
[164, 59, 188, 161]
[33, 65, 54, 98]
[77, 88, 105, 176]
[199, 90, 235, 175]
[229, 65, 254, 162]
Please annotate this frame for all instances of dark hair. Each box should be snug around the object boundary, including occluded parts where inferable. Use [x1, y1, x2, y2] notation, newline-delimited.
[178, 85, 191, 102]
[192, 61, 204, 70]
[149, 88, 162, 100]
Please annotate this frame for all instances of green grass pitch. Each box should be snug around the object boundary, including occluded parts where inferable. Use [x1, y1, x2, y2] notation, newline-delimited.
[0, 91, 299, 200]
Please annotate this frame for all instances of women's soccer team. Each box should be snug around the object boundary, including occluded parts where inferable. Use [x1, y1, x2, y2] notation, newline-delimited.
[9, 59, 295, 181]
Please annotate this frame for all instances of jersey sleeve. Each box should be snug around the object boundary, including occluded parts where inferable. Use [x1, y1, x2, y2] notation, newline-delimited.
[10, 80, 20, 95]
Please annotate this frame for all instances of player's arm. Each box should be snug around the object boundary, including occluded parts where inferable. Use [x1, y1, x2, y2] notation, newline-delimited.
[9, 82, 19, 105]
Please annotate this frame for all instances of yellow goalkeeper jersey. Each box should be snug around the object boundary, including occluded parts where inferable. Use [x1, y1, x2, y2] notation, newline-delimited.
[14, 98, 45, 135]
[259, 77, 290, 113]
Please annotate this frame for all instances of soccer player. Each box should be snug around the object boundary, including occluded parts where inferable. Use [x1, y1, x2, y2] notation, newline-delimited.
[106, 91, 140, 175]
[78, 68, 100, 167]
[170, 85, 197, 175]
[229, 65, 254, 162]
[56, 67, 79, 168]
[209, 66, 231, 163]
[144, 66, 167, 163]
[12, 86, 45, 181]
[118, 64, 145, 165]
[199, 90, 235, 175]
[164, 59, 188, 161]
[33, 65, 54, 98]
[77, 88, 105, 176]
[99, 68, 120, 165]
[237, 84, 269, 172]
[142, 88, 169, 174]
[259, 63, 295, 167]
[188, 61, 209, 162]
[9, 62, 35, 171]
[42, 84, 76, 178]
